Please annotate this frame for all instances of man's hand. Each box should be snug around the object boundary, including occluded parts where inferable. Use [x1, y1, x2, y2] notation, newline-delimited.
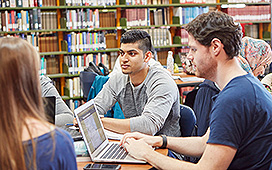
[73, 118, 78, 127]
[123, 138, 153, 161]
[120, 132, 163, 148]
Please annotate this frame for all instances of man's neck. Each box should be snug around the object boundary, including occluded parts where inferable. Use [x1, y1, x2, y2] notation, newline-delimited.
[129, 66, 149, 87]
[215, 57, 247, 90]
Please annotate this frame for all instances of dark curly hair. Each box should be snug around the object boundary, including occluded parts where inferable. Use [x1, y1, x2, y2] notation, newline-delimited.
[185, 11, 242, 59]
[120, 29, 155, 55]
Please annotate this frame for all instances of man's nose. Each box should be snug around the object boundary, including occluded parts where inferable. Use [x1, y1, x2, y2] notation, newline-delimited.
[187, 52, 193, 61]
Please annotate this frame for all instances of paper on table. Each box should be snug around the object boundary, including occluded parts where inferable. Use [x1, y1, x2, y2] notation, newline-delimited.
[180, 77, 204, 82]
[104, 129, 124, 140]
[171, 75, 181, 80]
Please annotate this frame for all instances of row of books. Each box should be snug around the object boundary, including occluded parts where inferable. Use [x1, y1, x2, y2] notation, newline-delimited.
[223, 6, 270, 22]
[66, 0, 116, 6]
[66, 9, 100, 29]
[64, 53, 109, 75]
[99, 12, 116, 28]
[227, 0, 269, 3]
[39, 55, 60, 75]
[173, 6, 209, 25]
[41, 11, 57, 30]
[0, 0, 42, 7]
[42, 0, 56, 6]
[66, 31, 106, 53]
[179, 0, 216, 3]
[175, 28, 189, 45]
[0, 9, 43, 32]
[65, 77, 81, 98]
[1, 33, 40, 51]
[67, 100, 82, 112]
[178, 47, 190, 54]
[121, 8, 170, 27]
[244, 24, 258, 39]
[124, 0, 169, 5]
[39, 34, 58, 52]
[144, 28, 172, 47]
[2, 32, 59, 53]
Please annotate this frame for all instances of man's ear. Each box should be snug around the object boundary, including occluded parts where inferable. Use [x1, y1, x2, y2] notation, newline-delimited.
[211, 38, 224, 56]
[144, 51, 152, 63]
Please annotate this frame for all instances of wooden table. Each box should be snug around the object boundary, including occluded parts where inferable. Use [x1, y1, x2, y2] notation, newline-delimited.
[77, 148, 168, 170]
[173, 72, 203, 88]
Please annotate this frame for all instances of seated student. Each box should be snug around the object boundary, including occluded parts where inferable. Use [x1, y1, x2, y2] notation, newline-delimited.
[120, 11, 272, 169]
[93, 29, 181, 137]
[0, 37, 77, 170]
[40, 75, 74, 126]
[193, 36, 272, 137]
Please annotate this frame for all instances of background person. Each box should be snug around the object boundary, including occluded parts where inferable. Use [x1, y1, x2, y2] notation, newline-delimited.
[40, 75, 74, 126]
[93, 29, 181, 137]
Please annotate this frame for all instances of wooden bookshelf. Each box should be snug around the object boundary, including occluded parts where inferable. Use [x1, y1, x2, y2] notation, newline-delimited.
[1, 0, 270, 109]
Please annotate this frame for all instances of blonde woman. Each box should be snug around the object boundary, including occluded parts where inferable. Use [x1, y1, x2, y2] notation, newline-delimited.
[0, 37, 77, 170]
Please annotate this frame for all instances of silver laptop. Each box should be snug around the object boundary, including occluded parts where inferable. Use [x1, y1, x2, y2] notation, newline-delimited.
[74, 100, 145, 163]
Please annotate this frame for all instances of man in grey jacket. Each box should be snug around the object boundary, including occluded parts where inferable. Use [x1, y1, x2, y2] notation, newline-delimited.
[40, 75, 74, 126]
[94, 29, 181, 137]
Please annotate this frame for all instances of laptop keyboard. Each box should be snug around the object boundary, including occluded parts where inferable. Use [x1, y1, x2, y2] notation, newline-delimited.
[100, 143, 128, 160]
[59, 125, 82, 141]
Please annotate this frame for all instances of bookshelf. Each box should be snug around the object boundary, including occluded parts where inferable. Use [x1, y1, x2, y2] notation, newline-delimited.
[0, 0, 271, 109]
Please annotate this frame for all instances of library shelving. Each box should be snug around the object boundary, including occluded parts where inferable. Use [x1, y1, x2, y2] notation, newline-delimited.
[0, 0, 271, 108]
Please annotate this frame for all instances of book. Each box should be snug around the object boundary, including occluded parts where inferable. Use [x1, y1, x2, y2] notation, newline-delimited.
[22, 0, 28, 7]
[16, 0, 22, 7]
[10, 0, 15, 7]
[33, 8, 38, 30]
[74, 140, 91, 162]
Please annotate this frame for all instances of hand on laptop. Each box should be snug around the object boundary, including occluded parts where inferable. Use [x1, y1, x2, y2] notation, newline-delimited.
[120, 132, 163, 148]
[73, 118, 78, 127]
[123, 138, 152, 161]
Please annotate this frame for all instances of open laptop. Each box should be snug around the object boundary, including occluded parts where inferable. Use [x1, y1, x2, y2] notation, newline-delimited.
[42, 96, 56, 124]
[74, 100, 145, 163]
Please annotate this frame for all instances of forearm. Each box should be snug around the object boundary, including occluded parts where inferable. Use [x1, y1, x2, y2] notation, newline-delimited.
[167, 136, 206, 157]
[167, 129, 210, 157]
[144, 150, 198, 170]
[101, 117, 130, 134]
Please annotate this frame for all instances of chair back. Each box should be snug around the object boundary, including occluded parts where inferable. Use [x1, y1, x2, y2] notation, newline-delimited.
[180, 104, 196, 137]
[79, 71, 98, 100]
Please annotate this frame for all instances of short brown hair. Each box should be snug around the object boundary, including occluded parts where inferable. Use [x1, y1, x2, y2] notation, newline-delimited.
[185, 11, 242, 59]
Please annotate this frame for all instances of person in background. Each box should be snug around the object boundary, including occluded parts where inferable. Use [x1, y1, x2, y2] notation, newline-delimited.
[238, 36, 272, 77]
[40, 75, 74, 126]
[120, 11, 272, 169]
[261, 72, 272, 92]
[0, 37, 77, 170]
[93, 29, 181, 137]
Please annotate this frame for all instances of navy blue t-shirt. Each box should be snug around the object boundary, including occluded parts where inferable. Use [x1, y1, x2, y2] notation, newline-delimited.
[208, 73, 272, 169]
[24, 128, 77, 170]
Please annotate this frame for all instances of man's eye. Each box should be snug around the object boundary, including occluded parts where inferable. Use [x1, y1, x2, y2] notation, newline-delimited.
[120, 52, 124, 56]
[191, 48, 197, 52]
[129, 52, 136, 56]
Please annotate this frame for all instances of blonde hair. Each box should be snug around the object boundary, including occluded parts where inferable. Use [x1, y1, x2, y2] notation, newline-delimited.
[0, 37, 48, 169]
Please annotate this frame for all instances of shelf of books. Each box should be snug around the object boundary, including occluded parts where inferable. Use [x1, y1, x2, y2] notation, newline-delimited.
[0, 0, 270, 110]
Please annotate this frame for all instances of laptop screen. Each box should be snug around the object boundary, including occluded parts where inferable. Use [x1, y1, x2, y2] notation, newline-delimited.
[77, 104, 106, 153]
[42, 96, 56, 124]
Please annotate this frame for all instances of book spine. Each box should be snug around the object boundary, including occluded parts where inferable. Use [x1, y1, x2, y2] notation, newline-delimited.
[67, 33, 72, 52]
[16, 0, 22, 7]
[37, 9, 41, 29]
[5, 0, 10, 7]
[25, 10, 29, 30]
[10, 0, 15, 6]
[29, 9, 34, 30]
